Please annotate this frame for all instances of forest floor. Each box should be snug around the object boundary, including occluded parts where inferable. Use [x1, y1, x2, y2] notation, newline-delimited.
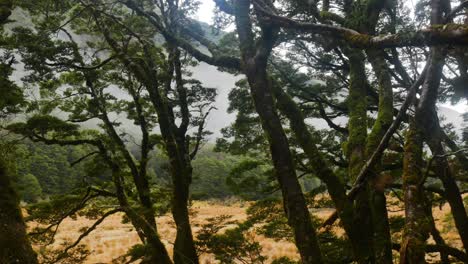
[30, 198, 464, 264]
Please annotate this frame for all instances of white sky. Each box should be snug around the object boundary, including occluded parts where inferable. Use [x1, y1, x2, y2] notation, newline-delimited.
[194, 0, 216, 24]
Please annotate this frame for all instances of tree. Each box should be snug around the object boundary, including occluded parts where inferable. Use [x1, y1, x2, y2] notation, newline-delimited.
[123, 0, 468, 262]
[3, 0, 468, 263]
[7, 0, 216, 262]
[0, 1, 38, 262]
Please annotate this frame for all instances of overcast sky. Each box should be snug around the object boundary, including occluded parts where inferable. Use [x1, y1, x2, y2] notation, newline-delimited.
[194, 0, 216, 24]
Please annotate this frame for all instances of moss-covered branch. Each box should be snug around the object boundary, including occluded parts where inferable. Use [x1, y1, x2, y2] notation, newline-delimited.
[254, 4, 468, 48]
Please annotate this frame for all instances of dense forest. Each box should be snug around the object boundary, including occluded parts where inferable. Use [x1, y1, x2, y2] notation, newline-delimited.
[0, 0, 468, 263]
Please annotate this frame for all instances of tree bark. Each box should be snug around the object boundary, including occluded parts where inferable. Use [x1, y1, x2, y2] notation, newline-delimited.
[365, 49, 394, 264]
[167, 145, 198, 264]
[400, 119, 430, 264]
[345, 49, 376, 263]
[425, 195, 450, 264]
[417, 45, 468, 253]
[246, 70, 323, 264]
[427, 132, 468, 253]
[0, 158, 39, 264]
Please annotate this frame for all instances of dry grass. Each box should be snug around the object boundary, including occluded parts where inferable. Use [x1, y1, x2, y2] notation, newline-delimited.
[30, 199, 464, 264]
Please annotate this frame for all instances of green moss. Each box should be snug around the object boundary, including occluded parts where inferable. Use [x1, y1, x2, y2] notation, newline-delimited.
[346, 51, 368, 180]
[320, 11, 345, 24]
[402, 121, 424, 185]
[431, 23, 468, 31]
[366, 52, 393, 157]
[346, 33, 372, 47]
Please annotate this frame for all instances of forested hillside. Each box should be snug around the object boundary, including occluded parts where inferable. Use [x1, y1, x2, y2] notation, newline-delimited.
[0, 0, 468, 264]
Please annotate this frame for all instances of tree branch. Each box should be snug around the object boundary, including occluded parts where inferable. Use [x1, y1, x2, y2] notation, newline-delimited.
[52, 208, 123, 263]
[253, 2, 468, 48]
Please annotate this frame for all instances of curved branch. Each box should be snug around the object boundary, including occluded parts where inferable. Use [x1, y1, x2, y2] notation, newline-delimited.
[446, 0, 468, 22]
[70, 151, 100, 167]
[317, 102, 349, 135]
[254, 2, 468, 48]
[121, 0, 242, 70]
[52, 208, 123, 263]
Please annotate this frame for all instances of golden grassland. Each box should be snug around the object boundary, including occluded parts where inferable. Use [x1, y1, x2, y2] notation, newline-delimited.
[30, 198, 464, 264]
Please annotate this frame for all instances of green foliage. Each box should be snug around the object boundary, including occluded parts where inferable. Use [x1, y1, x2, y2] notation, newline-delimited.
[190, 149, 238, 199]
[8, 115, 79, 138]
[0, 53, 24, 117]
[151, 147, 271, 201]
[246, 198, 354, 263]
[150, 186, 172, 216]
[246, 198, 294, 241]
[112, 244, 152, 264]
[13, 173, 42, 203]
[195, 215, 266, 264]
[226, 158, 274, 200]
[14, 141, 95, 197]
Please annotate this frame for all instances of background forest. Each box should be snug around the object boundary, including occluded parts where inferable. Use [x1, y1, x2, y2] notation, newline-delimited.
[0, 0, 468, 263]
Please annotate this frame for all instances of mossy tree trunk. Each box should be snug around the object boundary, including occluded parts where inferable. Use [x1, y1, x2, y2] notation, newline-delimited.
[342, 2, 393, 262]
[344, 49, 376, 263]
[400, 23, 446, 261]
[0, 158, 39, 264]
[365, 49, 394, 264]
[400, 119, 430, 264]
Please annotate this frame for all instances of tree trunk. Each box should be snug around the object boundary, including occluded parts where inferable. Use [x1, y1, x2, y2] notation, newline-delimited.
[170, 155, 198, 264]
[417, 46, 468, 253]
[272, 83, 376, 264]
[246, 68, 323, 264]
[169, 48, 199, 264]
[366, 49, 394, 264]
[111, 167, 173, 264]
[345, 49, 375, 263]
[427, 138, 468, 252]
[0, 158, 38, 264]
[232, 0, 323, 262]
[146, 80, 198, 263]
[0, 3, 38, 263]
[400, 119, 430, 264]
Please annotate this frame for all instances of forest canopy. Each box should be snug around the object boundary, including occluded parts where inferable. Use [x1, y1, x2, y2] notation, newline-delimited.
[0, 0, 468, 263]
